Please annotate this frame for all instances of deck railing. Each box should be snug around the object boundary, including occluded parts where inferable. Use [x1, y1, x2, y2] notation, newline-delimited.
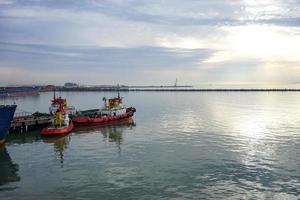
[14, 112, 33, 118]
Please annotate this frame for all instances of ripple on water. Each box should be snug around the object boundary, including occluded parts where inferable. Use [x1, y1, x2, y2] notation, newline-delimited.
[1, 92, 300, 200]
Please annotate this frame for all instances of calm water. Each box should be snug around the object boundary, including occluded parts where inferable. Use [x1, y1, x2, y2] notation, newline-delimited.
[1, 92, 300, 200]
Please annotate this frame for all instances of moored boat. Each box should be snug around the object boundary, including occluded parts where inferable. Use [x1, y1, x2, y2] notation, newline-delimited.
[72, 93, 136, 127]
[40, 122, 74, 136]
[41, 100, 74, 136]
[0, 105, 17, 144]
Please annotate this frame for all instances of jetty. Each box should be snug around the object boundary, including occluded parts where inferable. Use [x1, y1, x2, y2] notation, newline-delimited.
[36, 82, 300, 92]
[127, 88, 300, 92]
[48, 86, 300, 92]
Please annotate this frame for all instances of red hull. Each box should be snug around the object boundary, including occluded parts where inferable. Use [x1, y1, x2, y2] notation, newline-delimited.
[40, 122, 74, 135]
[72, 112, 134, 127]
[0, 91, 39, 97]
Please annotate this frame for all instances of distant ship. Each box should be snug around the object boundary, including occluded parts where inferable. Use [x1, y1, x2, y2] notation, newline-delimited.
[0, 87, 39, 97]
[0, 105, 17, 144]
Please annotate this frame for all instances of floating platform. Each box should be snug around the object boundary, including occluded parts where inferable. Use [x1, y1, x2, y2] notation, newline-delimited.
[9, 112, 52, 133]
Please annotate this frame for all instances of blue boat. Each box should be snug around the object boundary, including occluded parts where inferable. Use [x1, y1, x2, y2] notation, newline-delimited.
[0, 105, 17, 144]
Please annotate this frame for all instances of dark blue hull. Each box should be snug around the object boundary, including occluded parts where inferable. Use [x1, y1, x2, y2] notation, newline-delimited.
[0, 105, 17, 142]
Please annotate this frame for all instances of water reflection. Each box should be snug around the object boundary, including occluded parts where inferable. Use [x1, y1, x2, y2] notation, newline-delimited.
[6, 131, 41, 144]
[1, 92, 300, 199]
[42, 135, 70, 167]
[102, 123, 133, 144]
[74, 119, 136, 151]
[0, 146, 20, 190]
[5, 119, 136, 167]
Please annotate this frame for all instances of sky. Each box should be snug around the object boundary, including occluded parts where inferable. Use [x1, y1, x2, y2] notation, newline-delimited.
[0, 0, 300, 86]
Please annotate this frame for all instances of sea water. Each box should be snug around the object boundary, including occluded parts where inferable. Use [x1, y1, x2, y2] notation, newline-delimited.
[0, 91, 299, 199]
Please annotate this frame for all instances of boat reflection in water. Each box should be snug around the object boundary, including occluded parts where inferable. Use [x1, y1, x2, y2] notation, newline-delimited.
[74, 118, 136, 148]
[42, 134, 70, 167]
[102, 120, 135, 144]
[6, 131, 41, 144]
[0, 146, 20, 190]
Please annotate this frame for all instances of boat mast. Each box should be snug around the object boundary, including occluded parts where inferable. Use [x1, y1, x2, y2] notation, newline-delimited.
[53, 86, 56, 102]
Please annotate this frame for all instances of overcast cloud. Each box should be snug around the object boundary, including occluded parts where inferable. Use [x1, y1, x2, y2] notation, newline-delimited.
[0, 0, 300, 85]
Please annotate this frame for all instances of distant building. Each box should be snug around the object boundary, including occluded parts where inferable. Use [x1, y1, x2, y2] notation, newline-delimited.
[64, 82, 79, 88]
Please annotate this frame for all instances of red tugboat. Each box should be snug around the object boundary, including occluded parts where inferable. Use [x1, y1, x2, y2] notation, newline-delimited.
[72, 92, 136, 127]
[41, 100, 74, 136]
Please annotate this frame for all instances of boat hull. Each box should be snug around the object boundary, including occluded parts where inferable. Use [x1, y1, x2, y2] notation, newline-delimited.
[0, 105, 17, 144]
[40, 122, 74, 136]
[72, 109, 135, 127]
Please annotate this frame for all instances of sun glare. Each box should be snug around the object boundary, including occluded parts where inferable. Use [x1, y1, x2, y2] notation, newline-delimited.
[206, 25, 300, 64]
[227, 25, 289, 58]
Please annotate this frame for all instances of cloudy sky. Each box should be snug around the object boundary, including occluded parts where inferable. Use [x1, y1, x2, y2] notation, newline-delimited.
[0, 0, 300, 86]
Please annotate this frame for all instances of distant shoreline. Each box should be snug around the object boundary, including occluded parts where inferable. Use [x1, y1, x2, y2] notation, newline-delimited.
[3, 86, 300, 93]
[49, 88, 300, 92]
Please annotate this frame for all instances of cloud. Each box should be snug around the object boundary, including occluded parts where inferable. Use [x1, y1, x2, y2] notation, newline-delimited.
[0, 42, 215, 85]
[1, 0, 300, 85]
[0, 42, 214, 69]
[1, 0, 300, 27]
